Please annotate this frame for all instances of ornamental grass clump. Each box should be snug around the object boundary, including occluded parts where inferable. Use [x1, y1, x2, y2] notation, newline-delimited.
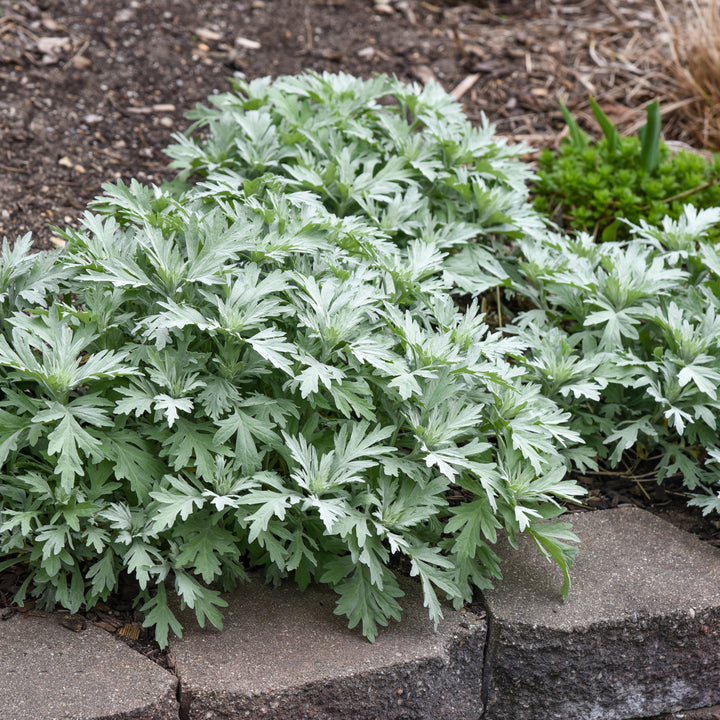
[0, 72, 584, 647]
[658, 0, 720, 150]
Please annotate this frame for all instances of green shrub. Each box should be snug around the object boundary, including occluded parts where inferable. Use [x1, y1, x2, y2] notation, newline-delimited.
[0, 72, 584, 647]
[533, 99, 720, 240]
[520, 99, 720, 516]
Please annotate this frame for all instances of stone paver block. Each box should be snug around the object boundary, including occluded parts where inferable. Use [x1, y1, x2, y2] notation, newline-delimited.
[649, 704, 720, 720]
[0, 611, 178, 720]
[169, 577, 485, 720]
[481, 506, 720, 720]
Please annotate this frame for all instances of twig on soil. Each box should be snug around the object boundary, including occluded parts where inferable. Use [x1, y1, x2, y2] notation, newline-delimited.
[635, 480, 652, 501]
[0, 164, 30, 174]
[450, 74, 480, 102]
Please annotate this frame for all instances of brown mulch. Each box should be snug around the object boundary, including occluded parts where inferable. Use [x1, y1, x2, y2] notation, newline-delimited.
[1, 0, 719, 666]
[0, 0, 702, 251]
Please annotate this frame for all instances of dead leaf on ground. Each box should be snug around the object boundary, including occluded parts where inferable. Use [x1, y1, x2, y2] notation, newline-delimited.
[60, 614, 87, 632]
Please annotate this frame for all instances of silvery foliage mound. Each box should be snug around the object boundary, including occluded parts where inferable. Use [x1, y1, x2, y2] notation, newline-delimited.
[511, 207, 720, 516]
[0, 72, 592, 647]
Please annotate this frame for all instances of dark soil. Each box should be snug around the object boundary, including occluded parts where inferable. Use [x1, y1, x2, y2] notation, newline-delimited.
[0, 0, 695, 250]
[1, 0, 719, 668]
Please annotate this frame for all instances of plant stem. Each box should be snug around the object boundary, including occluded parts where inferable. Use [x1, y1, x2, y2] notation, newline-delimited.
[660, 178, 717, 205]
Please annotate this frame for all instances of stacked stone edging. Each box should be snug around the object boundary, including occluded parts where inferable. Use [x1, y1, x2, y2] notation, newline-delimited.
[481, 506, 720, 720]
[2, 507, 719, 720]
[0, 612, 178, 720]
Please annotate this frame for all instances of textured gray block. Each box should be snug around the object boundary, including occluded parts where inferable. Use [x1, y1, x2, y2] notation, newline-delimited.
[0, 612, 178, 720]
[648, 704, 720, 720]
[481, 506, 720, 720]
[169, 577, 485, 720]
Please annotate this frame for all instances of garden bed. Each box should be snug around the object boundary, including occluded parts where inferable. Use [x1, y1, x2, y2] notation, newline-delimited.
[1, 0, 720, 679]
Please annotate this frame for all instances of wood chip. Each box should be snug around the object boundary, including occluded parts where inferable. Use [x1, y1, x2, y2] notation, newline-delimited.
[125, 104, 176, 115]
[40, 17, 63, 32]
[411, 64, 437, 85]
[463, 43, 486, 59]
[395, 0, 416, 25]
[95, 610, 124, 629]
[118, 623, 141, 640]
[236, 37, 261, 50]
[114, 9, 134, 23]
[69, 55, 91, 70]
[165, 652, 176, 671]
[37, 37, 71, 54]
[450, 73, 480, 101]
[93, 620, 118, 633]
[195, 27, 223, 42]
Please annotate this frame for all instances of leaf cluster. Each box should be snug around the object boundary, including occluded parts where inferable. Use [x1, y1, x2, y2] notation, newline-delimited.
[511, 206, 720, 515]
[7, 71, 720, 651]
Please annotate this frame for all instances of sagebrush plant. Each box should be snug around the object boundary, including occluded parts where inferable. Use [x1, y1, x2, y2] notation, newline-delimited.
[510, 206, 720, 515]
[533, 98, 720, 240]
[4, 72, 720, 650]
[0, 72, 585, 647]
[161, 74, 720, 518]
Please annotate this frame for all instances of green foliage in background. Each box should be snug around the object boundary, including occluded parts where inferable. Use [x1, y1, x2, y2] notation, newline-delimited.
[533, 99, 720, 240]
